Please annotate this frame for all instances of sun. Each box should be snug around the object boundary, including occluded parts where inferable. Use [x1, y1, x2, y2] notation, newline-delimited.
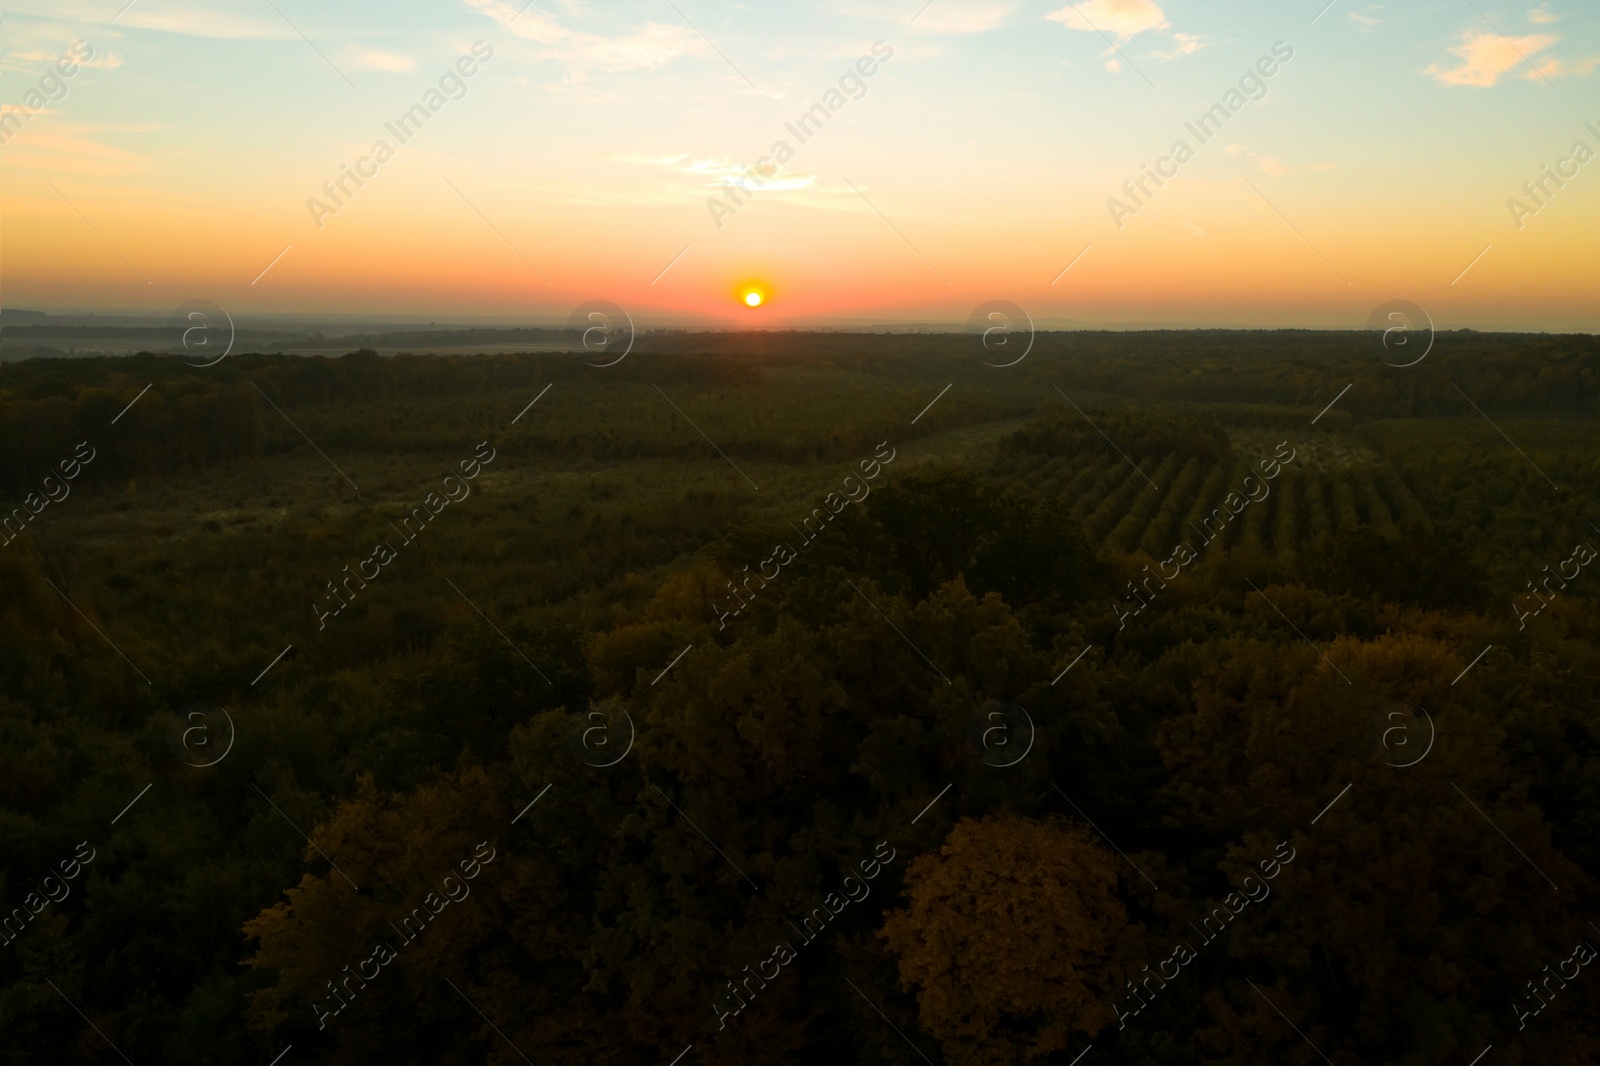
[732, 279, 771, 309]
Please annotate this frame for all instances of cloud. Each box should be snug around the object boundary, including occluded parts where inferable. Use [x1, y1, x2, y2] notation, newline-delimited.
[906, 1, 1020, 34]
[3, 0, 296, 36]
[828, 0, 1018, 35]
[552, 152, 828, 211]
[7, 48, 124, 70]
[345, 50, 415, 73]
[464, 0, 706, 74]
[1527, 5, 1557, 24]
[1046, 0, 1168, 39]
[1255, 155, 1336, 177]
[569, 26, 708, 73]
[1425, 30, 1557, 86]
[610, 152, 691, 167]
[1146, 31, 1206, 60]
[0, 117, 150, 177]
[1048, 0, 1202, 72]
[80, 49, 123, 69]
[1349, 5, 1383, 31]
[1227, 144, 1336, 176]
[1526, 53, 1600, 77]
[620, 153, 816, 192]
[679, 156, 750, 180]
[126, 11, 284, 38]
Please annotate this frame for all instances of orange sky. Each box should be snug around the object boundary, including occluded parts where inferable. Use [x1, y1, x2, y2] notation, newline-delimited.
[3, 0, 1598, 329]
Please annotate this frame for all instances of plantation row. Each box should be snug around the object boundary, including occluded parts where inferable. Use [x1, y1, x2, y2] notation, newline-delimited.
[998, 445, 1432, 559]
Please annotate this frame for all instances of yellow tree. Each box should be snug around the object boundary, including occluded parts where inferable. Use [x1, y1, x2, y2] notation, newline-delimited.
[241, 764, 521, 1063]
[879, 814, 1128, 1064]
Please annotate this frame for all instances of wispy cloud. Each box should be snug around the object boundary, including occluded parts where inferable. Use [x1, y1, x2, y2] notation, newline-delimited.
[3, 0, 293, 36]
[120, 2, 291, 38]
[1527, 5, 1557, 25]
[1255, 155, 1337, 177]
[829, 0, 1019, 35]
[6, 48, 124, 70]
[1046, 0, 1169, 40]
[1047, 0, 1202, 73]
[1226, 143, 1336, 176]
[1146, 31, 1206, 60]
[1349, 5, 1383, 31]
[618, 152, 818, 193]
[1425, 30, 1558, 86]
[1526, 53, 1599, 77]
[344, 49, 415, 73]
[611, 152, 691, 167]
[907, 1, 1021, 34]
[0, 118, 150, 177]
[464, 0, 706, 75]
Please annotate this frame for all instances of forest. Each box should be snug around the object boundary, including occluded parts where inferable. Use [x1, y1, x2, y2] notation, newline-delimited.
[0, 328, 1597, 1065]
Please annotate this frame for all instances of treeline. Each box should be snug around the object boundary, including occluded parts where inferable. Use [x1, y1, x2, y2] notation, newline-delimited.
[3, 330, 1595, 496]
[0, 353, 766, 494]
[635, 329, 1600, 417]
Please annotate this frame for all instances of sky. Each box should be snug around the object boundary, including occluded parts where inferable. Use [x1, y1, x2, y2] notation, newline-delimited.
[1, 0, 1597, 330]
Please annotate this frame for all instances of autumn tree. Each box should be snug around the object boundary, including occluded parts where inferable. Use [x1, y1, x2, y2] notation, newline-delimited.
[1155, 628, 1600, 1065]
[879, 814, 1128, 1064]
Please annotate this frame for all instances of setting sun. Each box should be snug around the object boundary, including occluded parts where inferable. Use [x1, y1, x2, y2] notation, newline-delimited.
[743, 291, 763, 308]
